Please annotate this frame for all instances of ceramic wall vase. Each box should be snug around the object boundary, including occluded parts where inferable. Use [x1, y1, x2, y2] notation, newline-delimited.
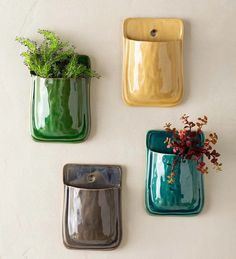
[31, 55, 90, 142]
[62, 164, 122, 249]
[122, 18, 184, 107]
[145, 130, 204, 215]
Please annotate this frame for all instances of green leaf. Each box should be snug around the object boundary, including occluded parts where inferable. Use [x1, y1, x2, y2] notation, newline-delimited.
[16, 29, 100, 79]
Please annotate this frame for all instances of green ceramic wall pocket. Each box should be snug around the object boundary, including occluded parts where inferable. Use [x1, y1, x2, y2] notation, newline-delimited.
[62, 164, 122, 249]
[31, 56, 91, 142]
[122, 18, 184, 107]
[16, 29, 100, 142]
[145, 130, 204, 215]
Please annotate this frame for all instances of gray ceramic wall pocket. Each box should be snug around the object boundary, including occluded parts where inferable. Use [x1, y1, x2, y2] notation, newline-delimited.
[62, 164, 122, 249]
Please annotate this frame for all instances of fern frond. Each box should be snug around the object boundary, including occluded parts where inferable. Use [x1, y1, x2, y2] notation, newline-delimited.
[37, 29, 59, 50]
[16, 29, 100, 79]
[16, 37, 37, 52]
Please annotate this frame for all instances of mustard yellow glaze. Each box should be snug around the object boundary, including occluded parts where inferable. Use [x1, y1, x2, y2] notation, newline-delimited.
[122, 18, 184, 107]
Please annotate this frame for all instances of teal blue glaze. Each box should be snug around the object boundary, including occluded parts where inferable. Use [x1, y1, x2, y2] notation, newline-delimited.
[146, 130, 173, 154]
[145, 130, 204, 215]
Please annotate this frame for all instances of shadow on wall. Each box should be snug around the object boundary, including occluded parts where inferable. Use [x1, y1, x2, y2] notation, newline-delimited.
[182, 19, 191, 105]
[119, 165, 128, 249]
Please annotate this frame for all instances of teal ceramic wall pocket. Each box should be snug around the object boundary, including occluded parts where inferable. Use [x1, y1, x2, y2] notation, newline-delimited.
[62, 164, 122, 249]
[31, 55, 91, 142]
[145, 130, 204, 215]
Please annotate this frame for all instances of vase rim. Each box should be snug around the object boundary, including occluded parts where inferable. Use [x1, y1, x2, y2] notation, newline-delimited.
[148, 148, 176, 156]
[31, 75, 91, 80]
[148, 149, 202, 163]
[65, 185, 120, 191]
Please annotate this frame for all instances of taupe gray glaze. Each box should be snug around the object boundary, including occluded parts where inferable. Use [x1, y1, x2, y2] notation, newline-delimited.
[62, 164, 122, 249]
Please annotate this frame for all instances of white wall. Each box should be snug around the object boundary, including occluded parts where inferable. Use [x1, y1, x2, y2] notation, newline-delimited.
[0, 0, 236, 258]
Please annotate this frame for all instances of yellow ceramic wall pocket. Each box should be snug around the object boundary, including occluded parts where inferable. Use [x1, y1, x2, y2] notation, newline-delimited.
[122, 18, 184, 107]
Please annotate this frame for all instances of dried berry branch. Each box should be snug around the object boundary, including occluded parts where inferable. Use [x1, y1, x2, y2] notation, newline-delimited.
[164, 115, 222, 184]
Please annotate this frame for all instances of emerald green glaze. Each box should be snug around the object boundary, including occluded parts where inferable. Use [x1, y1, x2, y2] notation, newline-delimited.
[31, 56, 91, 142]
[145, 130, 204, 215]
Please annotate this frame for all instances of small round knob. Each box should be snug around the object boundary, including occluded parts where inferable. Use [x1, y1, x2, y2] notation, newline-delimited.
[150, 29, 158, 37]
[87, 174, 96, 183]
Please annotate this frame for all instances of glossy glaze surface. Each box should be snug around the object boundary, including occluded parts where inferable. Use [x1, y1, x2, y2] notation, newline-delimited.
[63, 164, 122, 249]
[145, 130, 204, 215]
[31, 56, 91, 142]
[122, 18, 184, 107]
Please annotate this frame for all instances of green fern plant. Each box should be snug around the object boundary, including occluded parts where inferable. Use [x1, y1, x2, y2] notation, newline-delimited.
[16, 29, 100, 79]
